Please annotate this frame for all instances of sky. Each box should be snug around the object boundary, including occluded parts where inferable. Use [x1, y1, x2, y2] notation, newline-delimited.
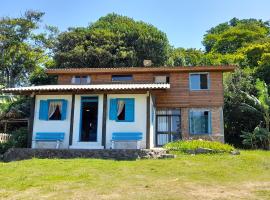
[1, 0, 270, 49]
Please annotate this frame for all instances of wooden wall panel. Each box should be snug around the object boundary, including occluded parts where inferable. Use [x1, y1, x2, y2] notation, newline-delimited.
[56, 71, 224, 107]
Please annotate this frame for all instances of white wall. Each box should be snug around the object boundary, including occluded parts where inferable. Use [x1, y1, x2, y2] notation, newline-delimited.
[32, 95, 72, 149]
[106, 94, 147, 149]
[70, 94, 104, 149]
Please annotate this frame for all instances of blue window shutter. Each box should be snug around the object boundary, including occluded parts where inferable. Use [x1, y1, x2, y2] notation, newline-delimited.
[39, 100, 48, 120]
[109, 99, 117, 120]
[61, 100, 68, 120]
[125, 98, 135, 122]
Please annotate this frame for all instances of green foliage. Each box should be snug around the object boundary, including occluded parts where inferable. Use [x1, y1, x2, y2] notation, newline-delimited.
[29, 66, 57, 85]
[223, 69, 262, 146]
[0, 127, 28, 154]
[164, 140, 234, 153]
[0, 10, 58, 88]
[54, 13, 170, 68]
[241, 126, 270, 149]
[0, 96, 30, 120]
[203, 18, 270, 54]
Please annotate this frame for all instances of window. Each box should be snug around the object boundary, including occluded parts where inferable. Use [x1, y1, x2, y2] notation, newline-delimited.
[154, 76, 170, 83]
[189, 110, 211, 134]
[117, 100, 126, 120]
[109, 98, 134, 122]
[112, 75, 133, 82]
[48, 100, 62, 120]
[71, 76, 91, 84]
[39, 99, 67, 121]
[156, 109, 181, 146]
[189, 73, 209, 90]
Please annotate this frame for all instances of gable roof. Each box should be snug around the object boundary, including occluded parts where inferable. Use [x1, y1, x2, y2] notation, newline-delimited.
[46, 66, 235, 75]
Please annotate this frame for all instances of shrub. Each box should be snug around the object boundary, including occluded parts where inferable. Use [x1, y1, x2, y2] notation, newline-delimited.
[241, 126, 270, 150]
[164, 140, 235, 153]
[0, 127, 28, 154]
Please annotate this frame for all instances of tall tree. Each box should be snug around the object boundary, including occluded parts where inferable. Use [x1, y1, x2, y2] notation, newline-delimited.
[203, 18, 270, 54]
[54, 13, 170, 68]
[0, 11, 56, 88]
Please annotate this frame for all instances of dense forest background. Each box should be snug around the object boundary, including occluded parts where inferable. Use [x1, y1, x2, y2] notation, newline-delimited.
[1, 11, 270, 148]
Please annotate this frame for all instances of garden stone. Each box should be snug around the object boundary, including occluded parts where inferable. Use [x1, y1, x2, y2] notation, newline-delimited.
[195, 148, 214, 154]
[230, 150, 240, 155]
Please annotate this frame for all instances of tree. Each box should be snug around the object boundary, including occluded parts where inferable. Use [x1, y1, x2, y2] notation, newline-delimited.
[54, 13, 170, 68]
[203, 18, 270, 54]
[223, 69, 262, 146]
[167, 48, 205, 66]
[0, 11, 57, 88]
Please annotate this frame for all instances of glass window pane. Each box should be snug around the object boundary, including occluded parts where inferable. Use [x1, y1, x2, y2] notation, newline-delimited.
[48, 100, 62, 120]
[112, 75, 133, 81]
[157, 134, 169, 146]
[156, 109, 167, 115]
[80, 76, 88, 85]
[171, 116, 180, 132]
[154, 76, 167, 83]
[157, 116, 169, 132]
[190, 74, 200, 90]
[190, 110, 209, 134]
[74, 76, 81, 84]
[200, 74, 208, 89]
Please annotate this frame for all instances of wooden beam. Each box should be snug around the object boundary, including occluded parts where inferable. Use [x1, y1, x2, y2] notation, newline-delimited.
[101, 94, 107, 148]
[146, 95, 150, 149]
[69, 94, 75, 146]
[27, 96, 35, 148]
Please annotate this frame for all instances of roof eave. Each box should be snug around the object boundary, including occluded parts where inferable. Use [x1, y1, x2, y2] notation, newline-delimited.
[46, 66, 236, 75]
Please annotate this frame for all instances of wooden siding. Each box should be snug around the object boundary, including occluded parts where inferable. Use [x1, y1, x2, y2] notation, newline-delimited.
[57, 71, 224, 107]
[152, 72, 224, 107]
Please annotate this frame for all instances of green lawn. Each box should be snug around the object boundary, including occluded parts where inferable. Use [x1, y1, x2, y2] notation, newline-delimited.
[0, 151, 270, 200]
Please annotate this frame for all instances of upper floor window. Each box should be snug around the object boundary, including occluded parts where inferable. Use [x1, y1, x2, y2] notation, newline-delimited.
[112, 75, 133, 82]
[189, 73, 209, 90]
[71, 76, 91, 85]
[154, 76, 170, 83]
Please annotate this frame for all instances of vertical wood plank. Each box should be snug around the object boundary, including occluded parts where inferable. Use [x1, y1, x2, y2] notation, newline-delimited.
[69, 94, 75, 146]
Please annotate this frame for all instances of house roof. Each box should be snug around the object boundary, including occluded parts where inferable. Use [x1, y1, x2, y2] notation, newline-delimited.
[46, 66, 235, 75]
[2, 83, 170, 94]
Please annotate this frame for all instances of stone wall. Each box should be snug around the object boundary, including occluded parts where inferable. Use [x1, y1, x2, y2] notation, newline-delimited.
[2, 148, 169, 162]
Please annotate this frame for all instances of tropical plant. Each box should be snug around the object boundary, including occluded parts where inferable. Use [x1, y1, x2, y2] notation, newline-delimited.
[241, 126, 270, 149]
[241, 79, 270, 131]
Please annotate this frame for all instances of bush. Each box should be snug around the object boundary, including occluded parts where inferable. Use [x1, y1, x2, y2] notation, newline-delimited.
[0, 127, 28, 154]
[164, 140, 235, 153]
[241, 126, 270, 150]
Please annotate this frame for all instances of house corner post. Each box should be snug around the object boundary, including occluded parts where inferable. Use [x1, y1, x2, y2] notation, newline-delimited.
[146, 94, 150, 149]
[69, 94, 75, 146]
[27, 95, 36, 148]
[102, 94, 107, 149]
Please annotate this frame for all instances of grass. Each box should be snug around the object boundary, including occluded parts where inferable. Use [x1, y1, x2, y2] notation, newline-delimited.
[0, 150, 270, 200]
[164, 139, 235, 153]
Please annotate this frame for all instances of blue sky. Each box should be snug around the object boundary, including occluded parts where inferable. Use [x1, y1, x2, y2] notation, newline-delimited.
[1, 0, 270, 49]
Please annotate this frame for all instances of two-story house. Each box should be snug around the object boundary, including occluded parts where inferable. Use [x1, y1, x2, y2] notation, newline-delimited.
[3, 65, 234, 149]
